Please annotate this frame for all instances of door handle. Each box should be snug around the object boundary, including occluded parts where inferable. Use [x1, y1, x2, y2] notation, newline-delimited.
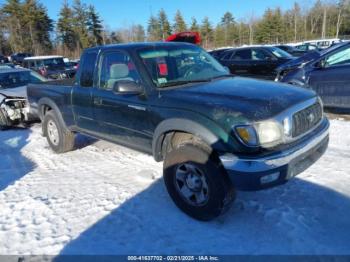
[93, 98, 102, 106]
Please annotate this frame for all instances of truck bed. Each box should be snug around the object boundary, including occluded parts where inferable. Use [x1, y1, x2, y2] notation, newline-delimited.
[27, 79, 75, 124]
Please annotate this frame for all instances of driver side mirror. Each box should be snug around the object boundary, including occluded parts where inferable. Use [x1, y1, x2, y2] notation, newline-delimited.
[316, 59, 326, 69]
[113, 80, 142, 95]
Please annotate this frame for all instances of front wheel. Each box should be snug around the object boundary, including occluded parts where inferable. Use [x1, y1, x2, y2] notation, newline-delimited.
[42, 110, 75, 153]
[163, 143, 235, 221]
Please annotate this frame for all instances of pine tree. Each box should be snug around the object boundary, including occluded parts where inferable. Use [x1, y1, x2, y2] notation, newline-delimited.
[72, 0, 89, 49]
[173, 10, 187, 33]
[147, 15, 161, 41]
[220, 12, 236, 45]
[87, 5, 103, 46]
[201, 17, 213, 48]
[2, 0, 25, 52]
[30, 2, 53, 53]
[57, 0, 77, 52]
[2, 0, 52, 54]
[133, 24, 146, 42]
[190, 17, 199, 32]
[158, 9, 171, 40]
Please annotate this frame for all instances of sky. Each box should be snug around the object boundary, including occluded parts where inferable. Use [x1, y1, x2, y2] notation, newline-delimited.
[2, 0, 316, 30]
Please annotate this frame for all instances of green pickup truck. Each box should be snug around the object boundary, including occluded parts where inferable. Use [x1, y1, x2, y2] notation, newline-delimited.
[27, 42, 329, 220]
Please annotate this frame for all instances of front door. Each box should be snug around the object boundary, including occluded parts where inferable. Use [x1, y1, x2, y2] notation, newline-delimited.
[308, 45, 350, 109]
[92, 50, 153, 153]
[250, 48, 277, 80]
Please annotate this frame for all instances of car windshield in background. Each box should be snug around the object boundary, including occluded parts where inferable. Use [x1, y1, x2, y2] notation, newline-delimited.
[269, 47, 293, 58]
[138, 45, 229, 88]
[0, 71, 47, 89]
[37, 58, 65, 69]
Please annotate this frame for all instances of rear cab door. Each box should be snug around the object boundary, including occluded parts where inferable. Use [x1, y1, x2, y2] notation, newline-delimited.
[72, 49, 100, 132]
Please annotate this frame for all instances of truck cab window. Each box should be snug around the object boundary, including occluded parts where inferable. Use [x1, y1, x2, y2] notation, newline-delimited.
[99, 51, 140, 90]
[80, 51, 98, 87]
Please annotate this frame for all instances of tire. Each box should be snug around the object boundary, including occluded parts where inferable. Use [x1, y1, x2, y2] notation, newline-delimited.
[0, 108, 11, 130]
[43, 110, 75, 153]
[163, 143, 236, 221]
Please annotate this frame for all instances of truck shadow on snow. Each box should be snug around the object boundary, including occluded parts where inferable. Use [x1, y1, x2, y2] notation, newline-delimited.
[57, 171, 350, 255]
[0, 128, 35, 192]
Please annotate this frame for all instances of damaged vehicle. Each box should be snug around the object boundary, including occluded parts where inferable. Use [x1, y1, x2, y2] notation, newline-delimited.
[0, 68, 47, 130]
[276, 41, 350, 111]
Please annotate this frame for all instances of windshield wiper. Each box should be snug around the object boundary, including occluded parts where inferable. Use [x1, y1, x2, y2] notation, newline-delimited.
[159, 79, 211, 88]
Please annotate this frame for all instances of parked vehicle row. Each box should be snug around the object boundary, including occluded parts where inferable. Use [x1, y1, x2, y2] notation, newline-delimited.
[23, 56, 77, 80]
[26, 42, 329, 220]
[209, 41, 350, 110]
[217, 46, 295, 80]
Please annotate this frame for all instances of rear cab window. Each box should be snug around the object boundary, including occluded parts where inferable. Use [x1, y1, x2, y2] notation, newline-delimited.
[79, 51, 98, 87]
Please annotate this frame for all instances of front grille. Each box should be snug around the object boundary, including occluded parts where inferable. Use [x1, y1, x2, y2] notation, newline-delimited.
[292, 102, 322, 137]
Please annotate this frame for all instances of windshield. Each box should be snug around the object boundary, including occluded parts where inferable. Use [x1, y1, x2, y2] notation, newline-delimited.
[269, 47, 293, 58]
[138, 45, 229, 88]
[0, 71, 47, 89]
[37, 58, 65, 69]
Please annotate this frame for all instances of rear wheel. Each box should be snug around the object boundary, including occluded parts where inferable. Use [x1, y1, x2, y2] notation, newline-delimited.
[163, 143, 235, 221]
[43, 110, 75, 153]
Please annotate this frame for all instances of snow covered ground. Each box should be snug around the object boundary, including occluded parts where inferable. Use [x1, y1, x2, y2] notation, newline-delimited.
[0, 119, 350, 255]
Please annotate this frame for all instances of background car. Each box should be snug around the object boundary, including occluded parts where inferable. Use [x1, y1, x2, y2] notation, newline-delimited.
[0, 55, 9, 63]
[208, 48, 232, 59]
[23, 56, 76, 79]
[275, 45, 307, 57]
[10, 52, 32, 65]
[0, 68, 47, 129]
[277, 42, 350, 111]
[64, 60, 79, 71]
[218, 46, 295, 80]
[294, 43, 320, 53]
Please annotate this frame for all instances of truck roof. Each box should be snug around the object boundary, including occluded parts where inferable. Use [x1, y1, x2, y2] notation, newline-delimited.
[24, 55, 63, 60]
[84, 42, 196, 52]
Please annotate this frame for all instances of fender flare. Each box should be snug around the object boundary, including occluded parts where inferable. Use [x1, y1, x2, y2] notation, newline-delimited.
[152, 118, 228, 161]
[37, 97, 68, 130]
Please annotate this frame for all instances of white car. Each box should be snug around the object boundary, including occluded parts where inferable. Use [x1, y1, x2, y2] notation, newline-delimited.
[0, 68, 47, 130]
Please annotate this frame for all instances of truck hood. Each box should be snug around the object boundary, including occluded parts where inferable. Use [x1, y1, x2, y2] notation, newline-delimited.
[0, 85, 27, 98]
[159, 77, 316, 124]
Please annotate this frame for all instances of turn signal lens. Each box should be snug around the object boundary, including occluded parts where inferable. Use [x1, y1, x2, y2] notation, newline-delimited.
[235, 126, 258, 146]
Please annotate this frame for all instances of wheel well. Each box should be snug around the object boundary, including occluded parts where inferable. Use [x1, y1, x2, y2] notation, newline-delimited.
[159, 131, 212, 161]
[40, 104, 52, 119]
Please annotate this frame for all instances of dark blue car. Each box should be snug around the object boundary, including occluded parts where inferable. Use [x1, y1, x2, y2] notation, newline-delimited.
[276, 42, 350, 111]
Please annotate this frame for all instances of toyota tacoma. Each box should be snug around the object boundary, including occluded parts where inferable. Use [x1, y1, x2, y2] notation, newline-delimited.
[27, 42, 329, 220]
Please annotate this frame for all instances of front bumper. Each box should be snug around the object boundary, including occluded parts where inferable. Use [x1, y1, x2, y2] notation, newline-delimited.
[220, 118, 330, 191]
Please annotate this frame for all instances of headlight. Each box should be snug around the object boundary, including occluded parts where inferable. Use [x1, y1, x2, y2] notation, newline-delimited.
[235, 120, 284, 148]
[255, 120, 283, 145]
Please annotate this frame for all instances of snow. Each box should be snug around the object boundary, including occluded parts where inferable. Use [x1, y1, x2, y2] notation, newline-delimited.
[0, 120, 350, 255]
